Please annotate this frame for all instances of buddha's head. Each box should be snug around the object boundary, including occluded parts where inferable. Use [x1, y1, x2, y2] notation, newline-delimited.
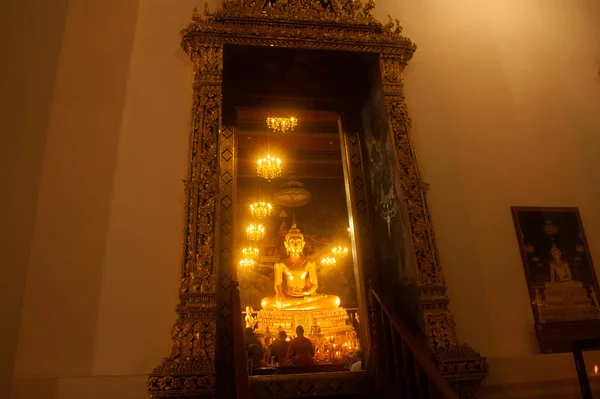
[284, 224, 305, 256]
[551, 242, 562, 260]
[246, 306, 253, 315]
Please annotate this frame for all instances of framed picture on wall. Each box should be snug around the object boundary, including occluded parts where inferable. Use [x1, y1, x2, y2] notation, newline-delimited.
[511, 207, 600, 353]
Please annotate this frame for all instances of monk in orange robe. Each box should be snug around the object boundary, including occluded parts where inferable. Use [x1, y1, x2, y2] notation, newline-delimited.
[286, 326, 315, 366]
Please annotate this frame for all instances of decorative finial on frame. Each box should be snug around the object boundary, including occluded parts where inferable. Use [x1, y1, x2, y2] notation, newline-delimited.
[385, 15, 394, 30]
[363, 0, 375, 16]
[203, 2, 211, 17]
[394, 19, 403, 34]
[191, 7, 201, 21]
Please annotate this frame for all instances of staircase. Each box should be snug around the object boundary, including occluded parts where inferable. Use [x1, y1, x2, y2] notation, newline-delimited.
[231, 285, 458, 399]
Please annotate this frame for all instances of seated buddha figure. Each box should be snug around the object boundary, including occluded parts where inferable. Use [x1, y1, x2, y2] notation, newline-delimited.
[543, 242, 591, 310]
[261, 224, 341, 311]
[549, 243, 573, 284]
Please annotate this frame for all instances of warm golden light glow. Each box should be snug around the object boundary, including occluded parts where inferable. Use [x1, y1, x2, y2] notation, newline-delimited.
[266, 116, 297, 133]
[332, 246, 349, 259]
[595, 364, 598, 375]
[257, 154, 282, 180]
[241, 247, 260, 260]
[239, 258, 255, 267]
[246, 224, 265, 241]
[321, 257, 336, 266]
[249, 201, 273, 219]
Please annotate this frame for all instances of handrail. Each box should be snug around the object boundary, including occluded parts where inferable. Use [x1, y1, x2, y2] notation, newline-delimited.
[572, 337, 600, 399]
[231, 285, 251, 399]
[369, 287, 459, 399]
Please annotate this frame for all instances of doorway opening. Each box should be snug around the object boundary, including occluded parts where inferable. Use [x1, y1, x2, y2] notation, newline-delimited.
[223, 45, 378, 377]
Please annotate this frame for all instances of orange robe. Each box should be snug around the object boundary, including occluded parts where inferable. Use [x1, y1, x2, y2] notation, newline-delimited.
[286, 336, 315, 366]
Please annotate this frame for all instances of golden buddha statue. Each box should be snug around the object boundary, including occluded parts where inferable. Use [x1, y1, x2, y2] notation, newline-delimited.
[245, 306, 257, 329]
[260, 224, 341, 311]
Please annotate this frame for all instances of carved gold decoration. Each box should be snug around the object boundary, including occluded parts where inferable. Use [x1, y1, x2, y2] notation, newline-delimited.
[148, 44, 223, 398]
[266, 116, 297, 133]
[151, 0, 487, 397]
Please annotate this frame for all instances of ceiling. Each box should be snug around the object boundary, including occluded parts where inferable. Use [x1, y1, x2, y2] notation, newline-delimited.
[222, 45, 376, 180]
[223, 45, 374, 107]
[235, 108, 344, 179]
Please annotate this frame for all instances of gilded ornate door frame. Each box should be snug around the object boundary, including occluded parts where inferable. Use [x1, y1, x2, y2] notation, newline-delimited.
[149, 2, 488, 398]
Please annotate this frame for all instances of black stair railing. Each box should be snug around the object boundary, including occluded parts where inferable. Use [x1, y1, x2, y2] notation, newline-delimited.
[369, 287, 458, 399]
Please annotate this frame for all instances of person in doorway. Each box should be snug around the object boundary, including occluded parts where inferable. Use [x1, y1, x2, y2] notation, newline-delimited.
[351, 351, 363, 371]
[244, 327, 264, 369]
[267, 330, 290, 365]
[286, 326, 315, 366]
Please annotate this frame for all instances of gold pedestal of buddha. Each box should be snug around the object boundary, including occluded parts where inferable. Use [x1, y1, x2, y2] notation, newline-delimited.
[254, 308, 355, 342]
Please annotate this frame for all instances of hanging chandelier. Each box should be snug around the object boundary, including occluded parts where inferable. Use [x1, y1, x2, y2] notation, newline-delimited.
[274, 179, 311, 208]
[250, 201, 273, 219]
[257, 154, 282, 180]
[241, 246, 260, 260]
[266, 116, 297, 133]
[246, 224, 265, 241]
[332, 246, 349, 259]
[239, 258, 255, 267]
[321, 257, 337, 266]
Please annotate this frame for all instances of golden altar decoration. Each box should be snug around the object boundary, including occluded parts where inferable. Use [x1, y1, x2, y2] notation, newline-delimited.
[254, 308, 357, 346]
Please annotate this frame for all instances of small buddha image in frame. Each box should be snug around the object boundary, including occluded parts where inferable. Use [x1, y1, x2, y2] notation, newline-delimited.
[512, 207, 600, 352]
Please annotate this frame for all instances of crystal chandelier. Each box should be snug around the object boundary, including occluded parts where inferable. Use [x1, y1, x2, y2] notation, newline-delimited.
[332, 246, 349, 259]
[246, 224, 265, 241]
[266, 116, 297, 133]
[250, 201, 273, 219]
[321, 257, 336, 266]
[257, 154, 282, 180]
[241, 247, 260, 260]
[239, 258, 255, 267]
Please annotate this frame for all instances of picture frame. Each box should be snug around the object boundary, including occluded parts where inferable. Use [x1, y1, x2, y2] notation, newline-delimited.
[511, 206, 600, 353]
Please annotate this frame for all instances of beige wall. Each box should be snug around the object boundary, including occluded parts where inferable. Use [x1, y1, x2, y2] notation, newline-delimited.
[377, 0, 600, 385]
[10, 0, 141, 395]
[11, 0, 209, 396]
[0, 0, 69, 397]
[8, 0, 600, 397]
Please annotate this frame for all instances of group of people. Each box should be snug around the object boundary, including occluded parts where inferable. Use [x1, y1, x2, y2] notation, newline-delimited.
[244, 325, 364, 372]
[244, 325, 316, 368]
